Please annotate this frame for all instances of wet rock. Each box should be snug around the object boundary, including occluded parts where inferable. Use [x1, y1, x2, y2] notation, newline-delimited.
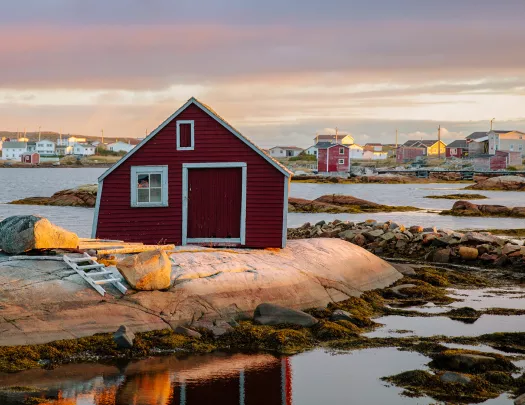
[458, 246, 479, 260]
[466, 232, 502, 245]
[450, 200, 481, 215]
[0, 215, 79, 254]
[422, 233, 438, 245]
[113, 325, 135, 349]
[192, 319, 233, 337]
[409, 226, 424, 233]
[480, 253, 498, 262]
[434, 353, 496, 372]
[339, 230, 358, 241]
[433, 249, 451, 263]
[389, 284, 418, 298]
[254, 303, 318, 327]
[502, 243, 521, 255]
[173, 326, 202, 338]
[423, 227, 437, 233]
[391, 263, 417, 276]
[494, 255, 510, 266]
[353, 234, 366, 246]
[364, 229, 384, 239]
[515, 392, 525, 405]
[380, 232, 396, 241]
[117, 250, 172, 290]
[329, 309, 354, 322]
[479, 204, 511, 216]
[467, 175, 525, 191]
[364, 219, 377, 225]
[440, 371, 472, 385]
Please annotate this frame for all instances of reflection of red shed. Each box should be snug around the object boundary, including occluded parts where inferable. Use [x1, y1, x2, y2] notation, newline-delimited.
[21, 152, 39, 164]
[93, 97, 292, 248]
[316, 143, 350, 173]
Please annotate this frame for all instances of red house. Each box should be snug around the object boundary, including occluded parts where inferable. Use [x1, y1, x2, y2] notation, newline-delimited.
[316, 142, 350, 173]
[93, 98, 291, 248]
[446, 140, 468, 158]
[21, 152, 40, 164]
[396, 146, 426, 163]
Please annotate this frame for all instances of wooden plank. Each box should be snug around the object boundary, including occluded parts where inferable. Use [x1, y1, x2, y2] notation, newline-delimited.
[8, 256, 64, 261]
[96, 244, 175, 255]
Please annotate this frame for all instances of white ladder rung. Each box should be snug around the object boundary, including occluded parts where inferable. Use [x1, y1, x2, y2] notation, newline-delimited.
[77, 263, 105, 270]
[94, 278, 121, 285]
[88, 270, 114, 277]
[69, 257, 95, 263]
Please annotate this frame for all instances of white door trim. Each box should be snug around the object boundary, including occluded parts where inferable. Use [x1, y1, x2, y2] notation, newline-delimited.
[182, 162, 247, 245]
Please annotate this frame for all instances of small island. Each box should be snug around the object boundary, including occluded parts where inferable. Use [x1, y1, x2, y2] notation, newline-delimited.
[424, 193, 488, 200]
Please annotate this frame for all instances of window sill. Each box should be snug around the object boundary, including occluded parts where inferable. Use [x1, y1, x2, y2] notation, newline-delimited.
[131, 203, 169, 208]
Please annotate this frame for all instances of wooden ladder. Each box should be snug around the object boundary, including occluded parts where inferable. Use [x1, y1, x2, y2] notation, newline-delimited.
[63, 253, 127, 296]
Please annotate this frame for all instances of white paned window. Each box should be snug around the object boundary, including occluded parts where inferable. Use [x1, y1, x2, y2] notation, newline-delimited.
[338, 158, 345, 164]
[131, 166, 168, 207]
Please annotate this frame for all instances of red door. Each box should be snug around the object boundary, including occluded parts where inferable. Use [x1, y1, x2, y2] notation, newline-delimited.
[187, 168, 242, 239]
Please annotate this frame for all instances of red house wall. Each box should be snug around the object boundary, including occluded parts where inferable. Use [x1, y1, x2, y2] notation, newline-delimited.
[446, 147, 464, 158]
[96, 104, 286, 248]
[327, 146, 350, 172]
[396, 147, 425, 163]
[317, 149, 328, 172]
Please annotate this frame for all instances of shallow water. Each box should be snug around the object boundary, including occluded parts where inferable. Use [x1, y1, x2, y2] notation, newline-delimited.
[0, 348, 437, 405]
[367, 314, 525, 338]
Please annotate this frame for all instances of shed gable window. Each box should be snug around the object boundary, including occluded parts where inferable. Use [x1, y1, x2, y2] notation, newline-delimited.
[177, 120, 195, 150]
[131, 166, 168, 207]
[339, 147, 344, 154]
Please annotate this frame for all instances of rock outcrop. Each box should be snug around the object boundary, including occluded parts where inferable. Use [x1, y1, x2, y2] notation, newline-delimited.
[9, 184, 98, 207]
[288, 194, 419, 214]
[466, 175, 525, 191]
[441, 200, 525, 218]
[253, 303, 318, 327]
[0, 215, 79, 254]
[117, 250, 172, 291]
[0, 238, 401, 346]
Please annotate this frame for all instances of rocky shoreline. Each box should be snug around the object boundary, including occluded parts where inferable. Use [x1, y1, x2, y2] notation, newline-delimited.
[288, 219, 525, 269]
[8, 184, 97, 208]
[441, 200, 525, 218]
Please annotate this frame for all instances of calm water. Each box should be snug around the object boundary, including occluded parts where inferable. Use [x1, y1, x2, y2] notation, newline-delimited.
[2, 168, 525, 237]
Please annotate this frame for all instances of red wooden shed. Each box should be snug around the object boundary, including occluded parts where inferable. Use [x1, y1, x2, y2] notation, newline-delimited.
[21, 152, 40, 164]
[93, 98, 291, 248]
[316, 143, 350, 173]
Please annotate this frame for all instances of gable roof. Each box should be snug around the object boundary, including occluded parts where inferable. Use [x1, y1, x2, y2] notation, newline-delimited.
[447, 140, 467, 148]
[315, 141, 337, 149]
[269, 146, 303, 151]
[3, 141, 27, 148]
[466, 132, 488, 140]
[403, 139, 440, 147]
[98, 97, 291, 182]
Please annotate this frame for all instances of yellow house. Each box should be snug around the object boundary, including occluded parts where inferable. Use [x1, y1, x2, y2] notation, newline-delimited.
[403, 139, 446, 156]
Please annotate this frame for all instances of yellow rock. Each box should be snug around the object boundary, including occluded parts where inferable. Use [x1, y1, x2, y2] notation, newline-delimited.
[458, 246, 479, 260]
[33, 218, 79, 250]
[117, 250, 171, 291]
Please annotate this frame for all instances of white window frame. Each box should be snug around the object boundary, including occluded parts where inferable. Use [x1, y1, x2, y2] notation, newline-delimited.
[176, 120, 195, 151]
[182, 162, 247, 246]
[339, 147, 344, 154]
[338, 158, 345, 164]
[130, 165, 169, 207]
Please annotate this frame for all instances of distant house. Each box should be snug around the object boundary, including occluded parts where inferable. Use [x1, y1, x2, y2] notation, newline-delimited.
[403, 140, 446, 156]
[107, 141, 135, 153]
[396, 146, 426, 163]
[313, 134, 354, 146]
[364, 143, 383, 152]
[317, 143, 350, 173]
[348, 144, 364, 159]
[36, 140, 56, 156]
[27, 141, 36, 152]
[362, 150, 388, 160]
[304, 145, 318, 156]
[73, 143, 96, 156]
[269, 146, 303, 158]
[1, 141, 27, 160]
[21, 152, 40, 164]
[446, 140, 468, 158]
[488, 130, 525, 157]
[470, 151, 522, 171]
[466, 132, 490, 156]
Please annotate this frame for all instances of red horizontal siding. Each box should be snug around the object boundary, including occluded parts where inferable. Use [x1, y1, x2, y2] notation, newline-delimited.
[96, 103, 286, 248]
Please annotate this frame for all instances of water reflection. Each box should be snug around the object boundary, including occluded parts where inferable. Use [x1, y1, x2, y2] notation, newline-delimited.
[0, 353, 290, 405]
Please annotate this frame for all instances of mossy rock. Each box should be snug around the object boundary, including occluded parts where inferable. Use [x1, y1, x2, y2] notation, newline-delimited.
[313, 321, 360, 341]
[430, 349, 517, 374]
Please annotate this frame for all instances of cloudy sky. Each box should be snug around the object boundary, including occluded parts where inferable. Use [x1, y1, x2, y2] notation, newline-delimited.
[2, 0, 525, 147]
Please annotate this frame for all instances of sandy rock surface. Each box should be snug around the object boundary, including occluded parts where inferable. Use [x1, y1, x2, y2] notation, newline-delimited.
[0, 238, 401, 346]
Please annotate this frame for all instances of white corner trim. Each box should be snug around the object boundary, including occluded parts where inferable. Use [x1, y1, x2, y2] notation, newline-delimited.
[182, 162, 247, 245]
[98, 97, 290, 182]
[91, 180, 103, 238]
[130, 165, 169, 208]
[176, 120, 195, 151]
[282, 177, 288, 248]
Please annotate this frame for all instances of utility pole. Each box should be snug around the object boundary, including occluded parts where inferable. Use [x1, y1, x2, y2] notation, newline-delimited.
[490, 118, 495, 131]
[438, 125, 442, 159]
[38, 126, 41, 141]
[395, 129, 399, 158]
[101, 129, 104, 143]
[335, 127, 338, 144]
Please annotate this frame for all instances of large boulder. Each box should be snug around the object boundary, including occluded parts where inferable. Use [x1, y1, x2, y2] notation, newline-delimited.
[9, 184, 98, 207]
[449, 201, 481, 216]
[467, 175, 525, 191]
[0, 215, 79, 254]
[117, 250, 172, 291]
[478, 204, 511, 216]
[254, 303, 318, 327]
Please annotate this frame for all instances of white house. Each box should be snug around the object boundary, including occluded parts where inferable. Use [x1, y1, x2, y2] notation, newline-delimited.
[57, 136, 87, 147]
[348, 144, 364, 159]
[73, 143, 96, 156]
[36, 140, 56, 156]
[1, 141, 27, 160]
[269, 146, 303, 158]
[107, 141, 134, 153]
[304, 145, 318, 156]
